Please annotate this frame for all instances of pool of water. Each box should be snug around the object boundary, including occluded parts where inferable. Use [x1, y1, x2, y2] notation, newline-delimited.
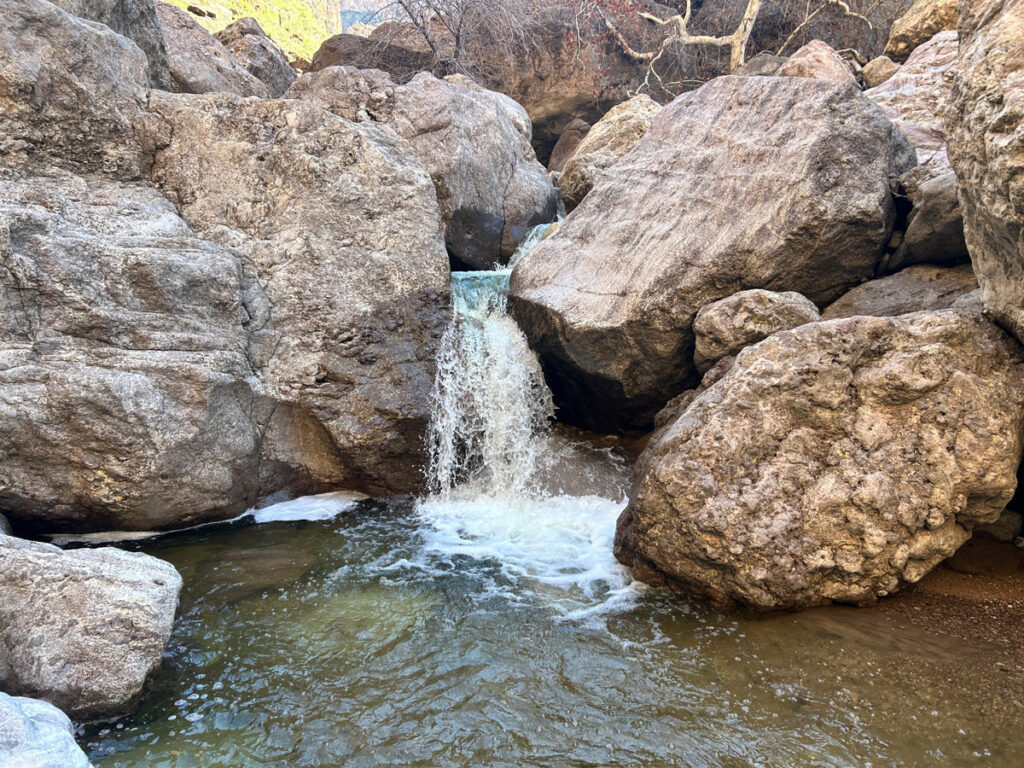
[80, 490, 1023, 768]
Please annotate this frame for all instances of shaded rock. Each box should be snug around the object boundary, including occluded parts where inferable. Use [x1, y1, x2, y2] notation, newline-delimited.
[616, 309, 1024, 610]
[0, 0, 151, 179]
[52, 0, 172, 91]
[286, 68, 557, 268]
[946, 0, 1024, 346]
[0, 172, 265, 533]
[867, 30, 958, 167]
[862, 55, 900, 88]
[146, 91, 450, 496]
[0, 536, 181, 719]
[548, 118, 591, 174]
[215, 17, 296, 97]
[884, 0, 958, 63]
[732, 52, 788, 76]
[693, 289, 821, 373]
[559, 95, 662, 211]
[510, 76, 915, 432]
[889, 163, 967, 269]
[776, 40, 859, 86]
[155, 2, 269, 97]
[0, 692, 92, 768]
[0, 514, 11, 536]
[823, 264, 977, 319]
[976, 510, 1024, 543]
[310, 33, 434, 80]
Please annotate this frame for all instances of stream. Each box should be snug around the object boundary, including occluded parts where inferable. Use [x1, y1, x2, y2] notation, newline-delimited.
[80, 227, 1023, 766]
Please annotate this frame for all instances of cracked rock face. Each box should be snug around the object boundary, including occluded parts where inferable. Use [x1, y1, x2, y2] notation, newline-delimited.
[616, 309, 1024, 611]
[947, 0, 1024, 347]
[0, 172, 264, 532]
[0, 536, 181, 720]
[510, 76, 916, 432]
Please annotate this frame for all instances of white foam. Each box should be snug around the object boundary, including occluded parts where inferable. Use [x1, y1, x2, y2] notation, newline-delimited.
[248, 491, 367, 523]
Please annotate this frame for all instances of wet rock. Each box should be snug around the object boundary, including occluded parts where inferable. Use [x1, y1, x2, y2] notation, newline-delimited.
[776, 40, 859, 86]
[889, 164, 967, 270]
[559, 95, 662, 211]
[616, 309, 1024, 610]
[510, 76, 915, 432]
[286, 68, 557, 268]
[946, 0, 1024, 347]
[146, 91, 450, 496]
[868, 30, 958, 168]
[693, 290, 821, 373]
[0, 172, 263, 532]
[0, 692, 92, 768]
[862, 55, 900, 88]
[0, 536, 181, 719]
[155, 1, 269, 97]
[823, 264, 977, 319]
[215, 17, 296, 98]
[548, 119, 591, 174]
[52, 0, 172, 90]
[884, 0, 958, 63]
[0, 0, 151, 179]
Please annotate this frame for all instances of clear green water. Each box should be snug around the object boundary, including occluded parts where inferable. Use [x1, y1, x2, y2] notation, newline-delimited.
[80, 496, 1023, 768]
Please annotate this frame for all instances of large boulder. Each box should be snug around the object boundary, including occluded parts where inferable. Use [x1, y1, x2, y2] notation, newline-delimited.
[823, 263, 978, 319]
[946, 0, 1024, 346]
[884, 0, 958, 63]
[215, 17, 296, 98]
[0, 172, 263, 532]
[693, 289, 821, 373]
[889, 163, 967, 270]
[867, 30, 958, 168]
[154, 2, 269, 97]
[0, 692, 92, 768]
[775, 40, 859, 86]
[52, 0, 172, 90]
[616, 309, 1024, 610]
[0, 0, 151, 180]
[559, 95, 662, 211]
[285, 68, 558, 268]
[146, 92, 451, 495]
[0, 536, 181, 720]
[547, 118, 591, 174]
[510, 76, 916, 432]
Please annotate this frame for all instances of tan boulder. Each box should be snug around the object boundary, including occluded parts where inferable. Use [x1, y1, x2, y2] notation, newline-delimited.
[884, 0, 958, 63]
[548, 118, 591, 174]
[862, 55, 900, 88]
[775, 40, 859, 86]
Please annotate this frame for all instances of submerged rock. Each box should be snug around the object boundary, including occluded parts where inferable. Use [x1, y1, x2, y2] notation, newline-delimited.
[510, 76, 915, 432]
[286, 68, 557, 268]
[693, 290, 821, 373]
[947, 0, 1024, 347]
[884, 0, 958, 63]
[155, 1, 269, 97]
[0, 692, 92, 768]
[0, 0, 151, 179]
[0, 172, 263, 532]
[823, 264, 978, 319]
[0, 537, 181, 719]
[775, 40, 858, 86]
[559, 95, 662, 211]
[52, 0, 172, 90]
[215, 17, 296, 98]
[146, 91, 450, 496]
[616, 309, 1024, 610]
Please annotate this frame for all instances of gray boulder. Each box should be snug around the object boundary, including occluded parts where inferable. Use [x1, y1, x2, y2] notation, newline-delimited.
[285, 68, 557, 268]
[154, 2, 269, 97]
[510, 76, 915, 432]
[616, 309, 1024, 610]
[0, 693, 92, 768]
[52, 0, 172, 90]
[823, 263, 978, 319]
[693, 290, 821, 373]
[215, 17, 296, 97]
[0, 0, 151, 180]
[0, 536, 181, 720]
[947, 0, 1024, 346]
[889, 163, 967, 270]
[548, 118, 590, 174]
[0, 172, 263, 532]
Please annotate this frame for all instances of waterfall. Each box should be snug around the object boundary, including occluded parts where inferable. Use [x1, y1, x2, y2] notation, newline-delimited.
[425, 224, 557, 499]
